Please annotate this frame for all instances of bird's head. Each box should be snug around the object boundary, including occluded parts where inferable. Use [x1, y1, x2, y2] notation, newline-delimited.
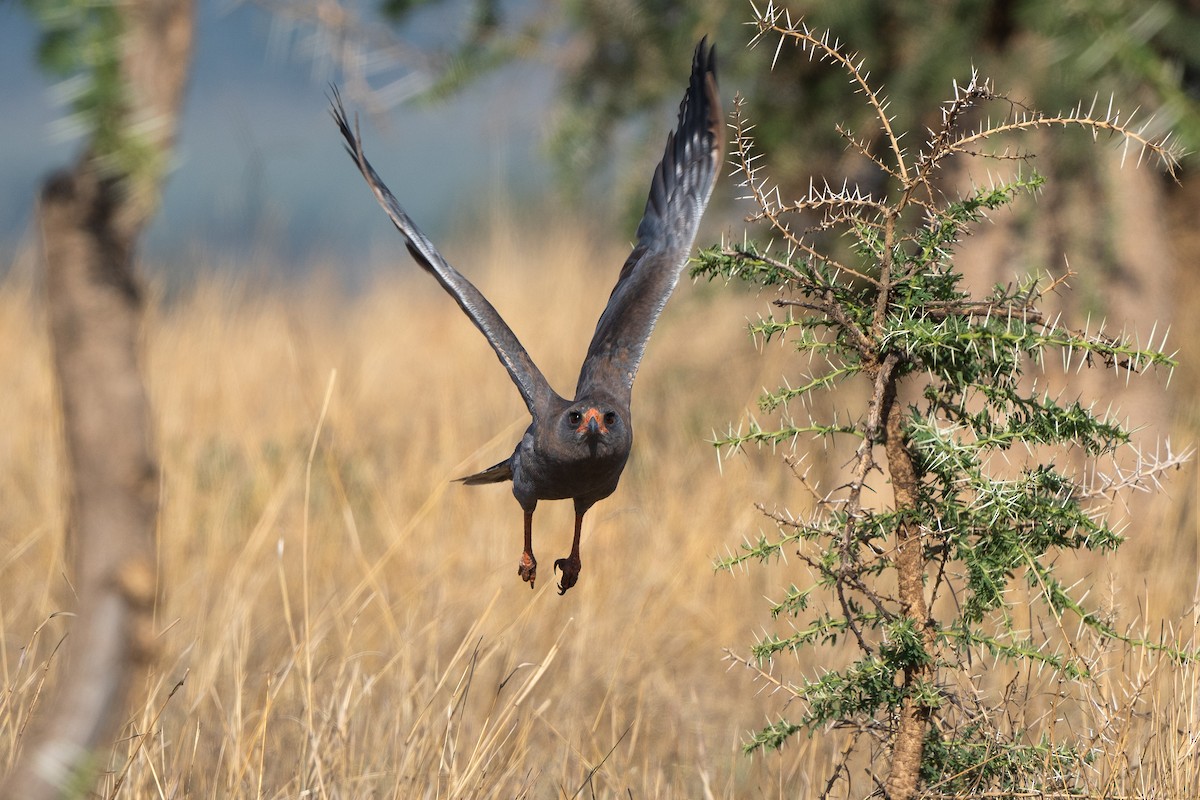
[559, 400, 630, 457]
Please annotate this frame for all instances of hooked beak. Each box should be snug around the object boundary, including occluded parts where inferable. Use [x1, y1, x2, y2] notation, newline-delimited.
[576, 407, 608, 437]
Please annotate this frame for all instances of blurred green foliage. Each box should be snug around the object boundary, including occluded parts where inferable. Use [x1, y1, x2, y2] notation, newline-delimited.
[21, 0, 126, 162]
[20, 0, 163, 186]
[379, 0, 1200, 201]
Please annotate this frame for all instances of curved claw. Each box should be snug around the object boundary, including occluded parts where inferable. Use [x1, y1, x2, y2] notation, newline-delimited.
[553, 556, 581, 595]
[518, 551, 537, 589]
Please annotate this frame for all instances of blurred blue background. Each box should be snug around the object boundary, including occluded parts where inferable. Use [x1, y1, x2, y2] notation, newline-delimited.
[0, 1, 556, 278]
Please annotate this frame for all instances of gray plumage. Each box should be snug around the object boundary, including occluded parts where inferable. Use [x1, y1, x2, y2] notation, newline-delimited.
[331, 39, 722, 594]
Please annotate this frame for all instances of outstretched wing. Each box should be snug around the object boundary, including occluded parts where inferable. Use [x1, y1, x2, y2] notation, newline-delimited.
[575, 38, 723, 401]
[331, 90, 557, 414]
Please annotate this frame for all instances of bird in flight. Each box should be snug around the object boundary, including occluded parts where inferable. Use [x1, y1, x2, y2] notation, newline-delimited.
[332, 39, 722, 594]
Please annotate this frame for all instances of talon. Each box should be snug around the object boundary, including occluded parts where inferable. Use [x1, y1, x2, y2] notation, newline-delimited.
[518, 551, 537, 588]
[553, 556, 580, 595]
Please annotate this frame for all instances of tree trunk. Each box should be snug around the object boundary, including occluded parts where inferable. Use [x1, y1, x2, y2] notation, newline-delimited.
[2, 167, 161, 800]
[0, 3, 192, 797]
[883, 378, 933, 800]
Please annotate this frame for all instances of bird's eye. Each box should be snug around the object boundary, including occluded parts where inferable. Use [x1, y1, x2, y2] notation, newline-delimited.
[604, 412, 617, 426]
[568, 411, 583, 425]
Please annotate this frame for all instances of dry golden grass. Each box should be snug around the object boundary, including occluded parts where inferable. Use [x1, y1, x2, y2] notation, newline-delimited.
[1, 216, 1199, 798]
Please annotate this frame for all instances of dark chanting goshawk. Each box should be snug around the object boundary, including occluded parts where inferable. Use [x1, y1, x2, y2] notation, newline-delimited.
[332, 39, 722, 594]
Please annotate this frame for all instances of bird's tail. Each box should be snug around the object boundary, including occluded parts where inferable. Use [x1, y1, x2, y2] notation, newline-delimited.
[455, 459, 513, 485]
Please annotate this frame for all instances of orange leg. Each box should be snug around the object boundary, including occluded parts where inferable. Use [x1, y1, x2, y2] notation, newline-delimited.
[518, 509, 536, 588]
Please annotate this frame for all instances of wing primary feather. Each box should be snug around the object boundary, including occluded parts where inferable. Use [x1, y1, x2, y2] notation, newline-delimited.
[575, 38, 723, 401]
[329, 89, 556, 414]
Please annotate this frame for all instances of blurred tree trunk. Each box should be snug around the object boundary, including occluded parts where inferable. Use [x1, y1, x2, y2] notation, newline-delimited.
[0, 2, 193, 798]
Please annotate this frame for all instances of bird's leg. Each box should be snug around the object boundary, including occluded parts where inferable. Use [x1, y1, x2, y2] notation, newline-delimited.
[518, 509, 537, 588]
[554, 512, 584, 595]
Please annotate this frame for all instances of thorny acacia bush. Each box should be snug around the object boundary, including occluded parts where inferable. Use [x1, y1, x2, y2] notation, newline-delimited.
[694, 6, 1193, 798]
